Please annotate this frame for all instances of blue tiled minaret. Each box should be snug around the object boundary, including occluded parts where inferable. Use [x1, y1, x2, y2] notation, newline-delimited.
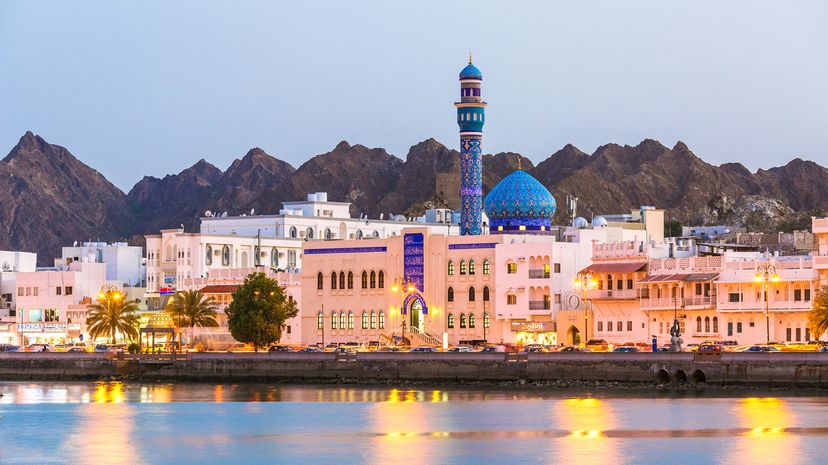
[455, 53, 487, 235]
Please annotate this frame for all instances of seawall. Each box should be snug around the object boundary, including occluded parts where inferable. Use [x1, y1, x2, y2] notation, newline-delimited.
[1, 352, 827, 386]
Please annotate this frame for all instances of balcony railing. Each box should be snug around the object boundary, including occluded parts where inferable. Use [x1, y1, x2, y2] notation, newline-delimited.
[587, 289, 637, 300]
[528, 270, 550, 279]
[684, 296, 714, 307]
[640, 298, 681, 309]
[528, 300, 551, 310]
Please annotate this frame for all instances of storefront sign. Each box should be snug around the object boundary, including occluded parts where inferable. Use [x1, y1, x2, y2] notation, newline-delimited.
[18, 323, 43, 331]
[67, 323, 81, 330]
[44, 324, 67, 332]
[511, 322, 551, 332]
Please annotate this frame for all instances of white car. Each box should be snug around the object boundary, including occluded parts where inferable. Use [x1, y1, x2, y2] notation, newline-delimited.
[447, 345, 474, 353]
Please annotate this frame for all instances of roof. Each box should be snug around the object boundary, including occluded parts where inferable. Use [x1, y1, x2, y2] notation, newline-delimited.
[459, 63, 482, 80]
[639, 272, 719, 283]
[583, 262, 647, 273]
[483, 170, 556, 220]
[199, 285, 240, 294]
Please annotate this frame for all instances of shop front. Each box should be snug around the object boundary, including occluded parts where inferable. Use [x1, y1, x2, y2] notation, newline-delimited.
[0, 323, 16, 345]
[18, 323, 70, 346]
[511, 320, 557, 346]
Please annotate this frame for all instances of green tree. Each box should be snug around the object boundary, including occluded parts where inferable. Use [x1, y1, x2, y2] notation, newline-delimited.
[165, 290, 219, 344]
[808, 285, 828, 341]
[86, 297, 140, 344]
[225, 272, 298, 351]
[664, 220, 682, 237]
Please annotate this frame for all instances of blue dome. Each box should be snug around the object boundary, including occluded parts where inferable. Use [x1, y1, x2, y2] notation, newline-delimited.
[483, 170, 556, 234]
[459, 63, 482, 80]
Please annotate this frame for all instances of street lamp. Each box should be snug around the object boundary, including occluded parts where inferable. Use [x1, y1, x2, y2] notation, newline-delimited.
[755, 263, 780, 345]
[97, 284, 123, 303]
[574, 271, 598, 346]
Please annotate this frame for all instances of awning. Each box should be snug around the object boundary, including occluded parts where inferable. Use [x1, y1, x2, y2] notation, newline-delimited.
[582, 262, 647, 273]
[639, 273, 719, 283]
[199, 285, 240, 294]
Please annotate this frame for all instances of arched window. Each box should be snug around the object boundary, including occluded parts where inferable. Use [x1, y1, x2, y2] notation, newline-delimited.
[317, 272, 323, 290]
[460, 260, 467, 275]
[339, 271, 345, 290]
[348, 311, 354, 329]
[378, 271, 384, 288]
[448, 260, 454, 275]
[370, 311, 377, 329]
[447, 287, 454, 302]
[271, 248, 279, 268]
[469, 259, 476, 275]
[448, 313, 455, 328]
[331, 311, 338, 330]
[696, 316, 702, 333]
[361, 311, 368, 329]
[317, 311, 324, 330]
[206, 245, 213, 265]
[607, 274, 614, 290]
[361, 271, 368, 289]
[483, 259, 490, 275]
[306, 227, 314, 239]
[483, 312, 490, 329]
[469, 286, 476, 302]
[289, 226, 297, 238]
[222, 246, 230, 266]
[356, 230, 363, 239]
[325, 228, 332, 239]
[287, 250, 296, 269]
[713, 316, 719, 333]
[339, 311, 347, 330]
[331, 272, 337, 290]
[469, 313, 476, 328]
[370, 271, 376, 288]
[347, 271, 354, 289]
[379, 311, 385, 329]
[460, 313, 467, 328]
[373, 230, 380, 238]
[704, 316, 710, 333]
[483, 286, 490, 301]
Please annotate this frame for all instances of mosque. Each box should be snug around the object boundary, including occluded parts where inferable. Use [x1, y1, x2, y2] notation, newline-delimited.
[300, 57, 586, 347]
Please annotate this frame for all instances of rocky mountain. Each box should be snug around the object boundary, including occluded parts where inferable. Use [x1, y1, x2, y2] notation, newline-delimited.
[1, 132, 826, 263]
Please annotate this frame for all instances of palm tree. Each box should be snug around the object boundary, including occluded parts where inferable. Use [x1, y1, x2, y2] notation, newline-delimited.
[165, 290, 219, 343]
[86, 297, 140, 344]
[808, 285, 828, 340]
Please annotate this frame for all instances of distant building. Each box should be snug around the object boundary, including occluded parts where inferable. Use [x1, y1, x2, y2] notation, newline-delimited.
[0, 250, 37, 326]
[58, 241, 145, 287]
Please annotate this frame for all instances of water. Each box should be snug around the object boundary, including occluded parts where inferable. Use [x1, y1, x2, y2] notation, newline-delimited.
[1, 382, 827, 465]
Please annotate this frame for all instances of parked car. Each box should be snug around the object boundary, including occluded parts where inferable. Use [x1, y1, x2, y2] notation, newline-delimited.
[743, 345, 771, 352]
[268, 345, 295, 353]
[26, 344, 55, 352]
[373, 346, 400, 352]
[523, 344, 547, 353]
[297, 346, 323, 353]
[613, 346, 640, 353]
[66, 346, 87, 353]
[585, 339, 609, 352]
[558, 346, 589, 352]
[0, 344, 20, 352]
[447, 346, 474, 353]
[819, 346, 828, 353]
[697, 344, 723, 354]
[410, 346, 439, 353]
[480, 345, 506, 353]
[685, 343, 700, 352]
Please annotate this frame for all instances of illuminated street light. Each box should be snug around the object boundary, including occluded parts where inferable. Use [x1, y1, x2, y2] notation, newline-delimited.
[755, 263, 779, 345]
[575, 271, 598, 345]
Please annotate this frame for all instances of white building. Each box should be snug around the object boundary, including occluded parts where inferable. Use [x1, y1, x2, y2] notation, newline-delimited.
[58, 241, 145, 287]
[0, 250, 38, 324]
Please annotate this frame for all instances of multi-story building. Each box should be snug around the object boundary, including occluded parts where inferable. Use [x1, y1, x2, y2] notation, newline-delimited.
[0, 250, 37, 324]
[58, 241, 145, 287]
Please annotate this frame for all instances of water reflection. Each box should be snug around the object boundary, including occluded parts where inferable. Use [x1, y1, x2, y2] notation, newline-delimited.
[722, 397, 799, 465]
[62, 391, 141, 465]
[552, 398, 620, 465]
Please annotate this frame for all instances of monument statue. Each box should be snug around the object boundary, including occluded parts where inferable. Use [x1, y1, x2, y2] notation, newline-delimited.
[669, 318, 684, 352]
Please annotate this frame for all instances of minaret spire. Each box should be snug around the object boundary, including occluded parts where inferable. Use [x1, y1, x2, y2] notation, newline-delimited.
[455, 55, 487, 235]
[469, 50, 473, 64]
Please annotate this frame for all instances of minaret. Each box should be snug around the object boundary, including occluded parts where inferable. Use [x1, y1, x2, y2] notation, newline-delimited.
[455, 53, 487, 235]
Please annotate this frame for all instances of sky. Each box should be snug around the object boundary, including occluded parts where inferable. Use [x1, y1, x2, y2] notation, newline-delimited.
[1, 1, 826, 191]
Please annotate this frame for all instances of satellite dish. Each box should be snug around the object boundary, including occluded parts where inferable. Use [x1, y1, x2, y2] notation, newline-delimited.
[205, 210, 213, 217]
[250, 208, 255, 215]
[379, 213, 384, 220]
[221, 212, 228, 217]
[73, 241, 78, 247]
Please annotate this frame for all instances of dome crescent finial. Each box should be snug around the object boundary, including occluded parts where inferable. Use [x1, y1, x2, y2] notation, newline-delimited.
[517, 156, 522, 170]
[469, 50, 473, 65]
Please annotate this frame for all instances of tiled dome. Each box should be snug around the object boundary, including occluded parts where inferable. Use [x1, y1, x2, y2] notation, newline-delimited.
[459, 63, 482, 80]
[483, 169, 556, 234]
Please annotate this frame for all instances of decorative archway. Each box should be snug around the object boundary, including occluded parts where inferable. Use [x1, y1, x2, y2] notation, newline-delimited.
[566, 325, 581, 346]
[403, 292, 428, 332]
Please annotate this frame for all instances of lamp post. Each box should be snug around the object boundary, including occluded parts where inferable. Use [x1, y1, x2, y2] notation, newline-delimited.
[391, 277, 417, 346]
[574, 271, 598, 346]
[755, 263, 780, 345]
[96, 284, 123, 346]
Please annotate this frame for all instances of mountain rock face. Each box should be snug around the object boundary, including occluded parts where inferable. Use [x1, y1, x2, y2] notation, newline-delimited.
[0, 132, 130, 261]
[2, 132, 826, 263]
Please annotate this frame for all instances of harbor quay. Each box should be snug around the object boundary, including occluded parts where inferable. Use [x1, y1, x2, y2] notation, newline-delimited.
[1, 352, 828, 387]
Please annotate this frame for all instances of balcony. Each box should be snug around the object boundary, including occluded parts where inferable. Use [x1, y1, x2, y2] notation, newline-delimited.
[717, 300, 812, 312]
[587, 289, 637, 300]
[684, 296, 714, 308]
[528, 269, 550, 279]
[528, 300, 551, 310]
[640, 298, 682, 310]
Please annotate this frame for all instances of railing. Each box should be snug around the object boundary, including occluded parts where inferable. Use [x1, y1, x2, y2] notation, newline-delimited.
[649, 256, 722, 273]
[528, 300, 551, 310]
[528, 270, 550, 279]
[587, 289, 637, 300]
[684, 296, 714, 307]
[640, 298, 681, 309]
[409, 326, 441, 346]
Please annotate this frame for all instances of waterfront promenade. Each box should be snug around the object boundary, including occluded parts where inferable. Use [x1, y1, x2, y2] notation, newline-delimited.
[1, 352, 827, 386]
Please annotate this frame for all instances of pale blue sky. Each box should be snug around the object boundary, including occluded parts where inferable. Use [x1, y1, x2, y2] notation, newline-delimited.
[1, 1, 826, 190]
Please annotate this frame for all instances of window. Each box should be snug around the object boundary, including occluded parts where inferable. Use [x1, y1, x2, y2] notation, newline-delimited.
[348, 312, 354, 329]
[736, 322, 743, 333]
[608, 321, 613, 331]
[44, 308, 58, 322]
[206, 245, 213, 265]
[507, 294, 516, 305]
[696, 316, 702, 333]
[370, 271, 376, 288]
[33, 287, 38, 296]
[370, 311, 377, 329]
[460, 313, 467, 328]
[271, 249, 279, 268]
[468, 287, 476, 302]
[362, 311, 368, 329]
[483, 259, 490, 275]
[728, 293, 742, 303]
[379, 311, 385, 329]
[339, 312, 347, 330]
[362, 271, 368, 289]
[339, 272, 345, 290]
[306, 227, 314, 239]
[448, 313, 455, 328]
[448, 260, 454, 275]
[459, 260, 466, 275]
[447, 287, 454, 302]
[347, 272, 354, 289]
[222, 246, 230, 266]
[805, 289, 812, 301]
[553, 263, 561, 273]
[469, 313, 476, 328]
[626, 321, 632, 331]
[56, 287, 62, 296]
[325, 228, 333, 240]
[483, 286, 490, 301]
[331, 272, 337, 290]
[695, 283, 703, 295]
[616, 280, 622, 291]
[727, 321, 733, 336]
[17, 287, 23, 297]
[794, 289, 802, 301]
[483, 312, 490, 329]
[627, 279, 633, 290]
[331, 312, 338, 330]
[287, 250, 297, 269]
[617, 321, 623, 332]
[317, 312, 325, 330]
[317, 272, 324, 290]
[469, 260, 476, 275]
[704, 316, 710, 333]
[712, 317, 718, 333]
[378, 271, 384, 288]
[65, 287, 72, 296]
[289, 226, 297, 238]
[598, 321, 604, 331]
[507, 263, 517, 274]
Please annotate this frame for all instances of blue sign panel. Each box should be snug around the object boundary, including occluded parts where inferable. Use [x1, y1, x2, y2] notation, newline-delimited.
[403, 233, 424, 293]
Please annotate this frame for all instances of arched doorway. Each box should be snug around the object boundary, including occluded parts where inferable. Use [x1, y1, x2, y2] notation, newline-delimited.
[403, 292, 428, 334]
[567, 325, 581, 346]
[410, 299, 422, 331]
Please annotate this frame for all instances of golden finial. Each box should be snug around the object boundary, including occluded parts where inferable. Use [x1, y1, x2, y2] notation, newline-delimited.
[517, 156, 522, 170]
[468, 50, 473, 65]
